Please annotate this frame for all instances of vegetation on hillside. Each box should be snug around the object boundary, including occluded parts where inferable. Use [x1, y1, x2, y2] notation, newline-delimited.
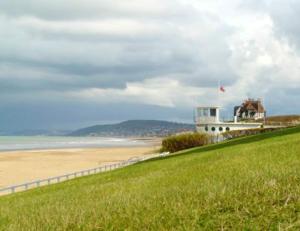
[222, 127, 285, 139]
[161, 133, 211, 153]
[1, 127, 300, 230]
[258, 115, 300, 126]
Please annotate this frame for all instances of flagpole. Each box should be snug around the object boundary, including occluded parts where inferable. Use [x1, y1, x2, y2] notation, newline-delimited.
[218, 80, 220, 106]
[218, 80, 221, 121]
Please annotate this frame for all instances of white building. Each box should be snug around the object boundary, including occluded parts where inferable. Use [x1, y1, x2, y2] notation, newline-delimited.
[195, 106, 262, 135]
[234, 99, 266, 121]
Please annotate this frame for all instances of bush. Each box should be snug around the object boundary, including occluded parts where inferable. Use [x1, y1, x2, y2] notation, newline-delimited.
[161, 133, 211, 153]
[222, 127, 285, 139]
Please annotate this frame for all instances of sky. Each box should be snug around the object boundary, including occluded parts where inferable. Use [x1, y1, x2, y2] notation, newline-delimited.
[0, 0, 300, 131]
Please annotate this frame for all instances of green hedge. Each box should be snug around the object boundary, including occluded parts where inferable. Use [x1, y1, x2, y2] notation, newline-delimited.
[222, 127, 285, 139]
[161, 133, 211, 153]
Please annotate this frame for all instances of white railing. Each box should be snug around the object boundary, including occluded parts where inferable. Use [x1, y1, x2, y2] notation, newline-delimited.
[0, 152, 169, 196]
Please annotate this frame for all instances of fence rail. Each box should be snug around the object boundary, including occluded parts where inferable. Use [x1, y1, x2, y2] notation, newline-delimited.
[0, 152, 169, 196]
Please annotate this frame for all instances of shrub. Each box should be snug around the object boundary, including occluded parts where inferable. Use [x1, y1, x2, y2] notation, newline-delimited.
[161, 133, 211, 153]
[258, 115, 300, 126]
[222, 127, 286, 139]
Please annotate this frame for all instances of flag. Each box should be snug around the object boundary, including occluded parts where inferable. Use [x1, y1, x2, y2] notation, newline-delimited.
[220, 86, 225, 92]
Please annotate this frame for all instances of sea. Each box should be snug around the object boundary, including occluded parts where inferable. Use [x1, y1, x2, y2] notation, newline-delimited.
[0, 136, 147, 152]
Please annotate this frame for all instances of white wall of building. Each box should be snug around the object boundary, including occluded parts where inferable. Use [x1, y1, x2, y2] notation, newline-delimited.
[195, 106, 262, 135]
[196, 122, 262, 135]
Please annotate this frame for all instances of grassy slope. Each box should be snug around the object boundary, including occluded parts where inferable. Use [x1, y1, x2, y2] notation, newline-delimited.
[266, 115, 300, 122]
[257, 115, 300, 125]
[1, 127, 300, 230]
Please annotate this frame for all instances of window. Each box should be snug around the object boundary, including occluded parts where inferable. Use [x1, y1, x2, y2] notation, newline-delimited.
[211, 127, 216, 132]
[226, 127, 230, 131]
[203, 109, 209, 117]
[197, 108, 204, 117]
[198, 108, 210, 117]
[219, 127, 223, 132]
[197, 108, 208, 117]
[210, 108, 216, 117]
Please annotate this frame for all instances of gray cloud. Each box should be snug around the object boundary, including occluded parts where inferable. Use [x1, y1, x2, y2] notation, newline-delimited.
[268, 2, 300, 51]
[0, 5, 235, 94]
[239, 0, 300, 51]
[0, 0, 299, 131]
[0, 0, 198, 21]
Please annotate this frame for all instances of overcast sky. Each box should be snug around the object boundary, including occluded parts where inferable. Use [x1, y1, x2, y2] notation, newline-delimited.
[0, 0, 300, 131]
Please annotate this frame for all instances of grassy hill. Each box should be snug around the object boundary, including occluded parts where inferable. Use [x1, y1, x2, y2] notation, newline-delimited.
[267, 115, 300, 124]
[69, 120, 195, 137]
[258, 115, 300, 126]
[1, 127, 300, 230]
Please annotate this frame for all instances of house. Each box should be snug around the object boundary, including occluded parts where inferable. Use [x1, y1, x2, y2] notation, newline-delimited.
[195, 106, 262, 135]
[234, 99, 266, 121]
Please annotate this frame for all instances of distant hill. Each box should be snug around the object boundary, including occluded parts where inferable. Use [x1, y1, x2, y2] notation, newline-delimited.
[69, 120, 195, 137]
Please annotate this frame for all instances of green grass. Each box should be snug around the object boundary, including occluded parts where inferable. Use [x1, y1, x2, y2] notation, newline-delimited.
[1, 127, 300, 230]
[257, 115, 300, 125]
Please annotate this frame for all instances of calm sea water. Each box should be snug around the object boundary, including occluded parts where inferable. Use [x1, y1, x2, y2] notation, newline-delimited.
[0, 136, 147, 151]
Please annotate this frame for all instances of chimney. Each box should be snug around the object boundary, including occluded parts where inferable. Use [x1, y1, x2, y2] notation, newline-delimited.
[234, 116, 238, 123]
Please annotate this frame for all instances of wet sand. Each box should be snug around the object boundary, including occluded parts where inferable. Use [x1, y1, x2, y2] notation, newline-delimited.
[0, 146, 159, 188]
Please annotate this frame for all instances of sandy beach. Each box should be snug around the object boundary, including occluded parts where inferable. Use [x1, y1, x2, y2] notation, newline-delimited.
[0, 146, 159, 188]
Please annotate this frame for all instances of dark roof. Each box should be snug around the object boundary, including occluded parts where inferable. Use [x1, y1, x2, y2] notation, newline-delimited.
[240, 99, 265, 113]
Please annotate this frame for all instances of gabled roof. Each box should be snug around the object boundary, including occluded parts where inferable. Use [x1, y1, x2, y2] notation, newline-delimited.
[245, 103, 256, 111]
[239, 99, 265, 113]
